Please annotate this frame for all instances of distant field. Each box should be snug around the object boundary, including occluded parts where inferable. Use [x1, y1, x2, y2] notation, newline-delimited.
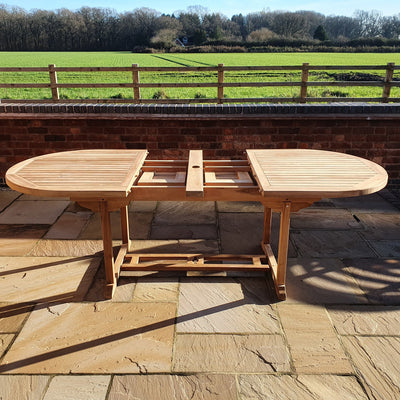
[1, 52, 400, 67]
[1, 52, 399, 101]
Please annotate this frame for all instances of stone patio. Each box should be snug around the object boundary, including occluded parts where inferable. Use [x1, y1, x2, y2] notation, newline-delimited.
[0, 188, 399, 399]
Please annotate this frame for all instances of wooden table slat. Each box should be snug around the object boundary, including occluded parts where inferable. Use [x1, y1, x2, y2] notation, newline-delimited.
[246, 149, 387, 198]
[6, 149, 148, 199]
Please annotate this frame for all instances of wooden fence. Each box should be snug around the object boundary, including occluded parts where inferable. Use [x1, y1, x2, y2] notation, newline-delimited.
[0, 63, 399, 104]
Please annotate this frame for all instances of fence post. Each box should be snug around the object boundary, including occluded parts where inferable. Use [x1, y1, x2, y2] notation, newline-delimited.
[300, 63, 309, 103]
[217, 63, 224, 104]
[48, 64, 59, 102]
[383, 62, 395, 103]
[132, 63, 141, 103]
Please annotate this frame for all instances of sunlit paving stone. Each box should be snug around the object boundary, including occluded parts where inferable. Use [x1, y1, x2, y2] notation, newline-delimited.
[239, 375, 369, 400]
[343, 336, 400, 400]
[109, 374, 237, 400]
[173, 334, 290, 373]
[176, 277, 279, 333]
[43, 375, 110, 400]
[328, 305, 400, 336]
[0, 375, 50, 400]
[0, 256, 100, 303]
[0, 302, 176, 374]
[278, 304, 353, 374]
[0, 225, 48, 256]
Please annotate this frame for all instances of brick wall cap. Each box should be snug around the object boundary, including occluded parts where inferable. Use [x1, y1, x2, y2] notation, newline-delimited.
[1, 102, 400, 115]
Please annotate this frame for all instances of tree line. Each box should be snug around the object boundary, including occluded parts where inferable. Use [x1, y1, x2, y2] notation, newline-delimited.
[0, 4, 400, 51]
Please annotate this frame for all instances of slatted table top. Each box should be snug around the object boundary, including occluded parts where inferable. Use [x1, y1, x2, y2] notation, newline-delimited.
[6, 149, 148, 199]
[246, 149, 388, 199]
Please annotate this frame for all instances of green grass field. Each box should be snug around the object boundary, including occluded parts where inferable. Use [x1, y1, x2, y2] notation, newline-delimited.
[1, 52, 399, 101]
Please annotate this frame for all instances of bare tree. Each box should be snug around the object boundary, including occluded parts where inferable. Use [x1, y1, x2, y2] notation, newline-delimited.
[381, 15, 400, 39]
[271, 12, 310, 38]
[324, 15, 360, 40]
[0, 5, 29, 50]
[0, 4, 399, 51]
[119, 8, 160, 48]
[353, 9, 383, 37]
[246, 10, 273, 33]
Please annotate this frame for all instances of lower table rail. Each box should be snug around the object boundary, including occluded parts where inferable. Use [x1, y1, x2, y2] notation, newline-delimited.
[121, 253, 269, 272]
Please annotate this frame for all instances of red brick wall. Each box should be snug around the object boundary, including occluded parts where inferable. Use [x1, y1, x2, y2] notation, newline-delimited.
[1, 113, 399, 189]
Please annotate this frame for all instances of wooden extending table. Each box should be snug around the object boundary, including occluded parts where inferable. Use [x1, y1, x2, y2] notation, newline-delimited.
[6, 149, 388, 300]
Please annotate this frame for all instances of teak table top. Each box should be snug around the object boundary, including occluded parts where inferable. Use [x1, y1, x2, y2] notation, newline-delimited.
[246, 149, 388, 199]
[6, 149, 388, 202]
[6, 149, 148, 199]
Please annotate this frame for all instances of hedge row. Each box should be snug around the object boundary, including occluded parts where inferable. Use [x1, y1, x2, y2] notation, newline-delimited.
[133, 37, 400, 53]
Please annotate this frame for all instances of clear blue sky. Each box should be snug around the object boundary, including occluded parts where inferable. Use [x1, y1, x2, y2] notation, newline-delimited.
[2, 0, 399, 17]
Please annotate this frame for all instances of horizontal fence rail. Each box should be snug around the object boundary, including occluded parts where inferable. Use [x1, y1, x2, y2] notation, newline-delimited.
[0, 63, 399, 104]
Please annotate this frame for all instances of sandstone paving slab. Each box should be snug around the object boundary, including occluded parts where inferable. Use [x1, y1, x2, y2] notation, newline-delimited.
[29, 239, 109, 257]
[84, 263, 136, 303]
[0, 302, 176, 374]
[129, 201, 157, 213]
[285, 258, 367, 304]
[43, 375, 111, 400]
[173, 334, 291, 373]
[216, 201, 264, 213]
[150, 224, 217, 240]
[327, 305, 400, 335]
[290, 208, 361, 230]
[176, 277, 279, 333]
[0, 224, 48, 256]
[80, 212, 152, 240]
[238, 374, 369, 400]
[0, 256, 100, 303]
[342, 336, 400, 400]
[108, 374, 237, 400]
[64, 201, 92, 213]
[278, 304, 353, 374]
[0, 333, 13, 357]
[154, 202, 216, 225]
[330, 193, 398, 213]
[0, 375, 50, 400]
[90, 276, 136, 302]
[291, 230, 376, 258]
[356, 213, 400, 240]
[0, 200, 69, 224]
[368, 240, 400, 258]
[0, 190, 20, 212]
[45, 212, 92, 239]
[0, 303, 33, 333]
[133, 277, 179, 302]
[343, 258, 400, 305]
[218, 212, 297, 256]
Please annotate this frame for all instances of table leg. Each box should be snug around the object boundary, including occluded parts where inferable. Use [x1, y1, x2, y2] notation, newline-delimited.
[120, 205, 131, 251]
[276, 201, 291, 300]
[263, 206, 272, 244]
[100, 201, 116, 299]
